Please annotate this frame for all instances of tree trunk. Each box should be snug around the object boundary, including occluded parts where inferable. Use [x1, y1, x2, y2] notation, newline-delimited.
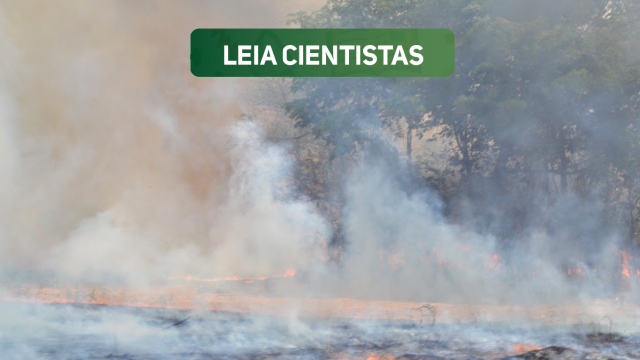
[406, 124, 413, 162]
[559, 153, 568, 195]
[558, 130, 568, 195]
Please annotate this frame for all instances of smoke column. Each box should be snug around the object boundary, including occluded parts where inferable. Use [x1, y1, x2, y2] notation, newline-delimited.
[0, 0, 326, 285]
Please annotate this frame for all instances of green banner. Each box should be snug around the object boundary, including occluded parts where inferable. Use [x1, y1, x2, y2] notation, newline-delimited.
[191, 29, 454, 77]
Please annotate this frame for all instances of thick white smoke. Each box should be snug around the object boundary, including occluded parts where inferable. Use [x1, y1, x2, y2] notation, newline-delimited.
[0, 1, 328, 286]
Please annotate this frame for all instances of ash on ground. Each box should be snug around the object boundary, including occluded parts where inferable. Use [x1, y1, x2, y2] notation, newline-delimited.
[1, 302, 640, 360]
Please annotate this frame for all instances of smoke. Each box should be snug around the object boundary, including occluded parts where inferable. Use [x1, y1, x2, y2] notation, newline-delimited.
[0, 0, 638, 314]
[0, 0, 328, 285]
[5, 299, 613, 360]
[4, 3, 640, 359]
[334, 152, 625, 304]
[252, 0, 640, 306]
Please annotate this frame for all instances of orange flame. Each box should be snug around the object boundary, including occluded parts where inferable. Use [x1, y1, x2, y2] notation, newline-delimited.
[621, 251, 632, 278]
[485, 254, 501, 271]
[567, 266, 584, 277]
[366, 355, 395, 360]
[514, 344, 542, 354]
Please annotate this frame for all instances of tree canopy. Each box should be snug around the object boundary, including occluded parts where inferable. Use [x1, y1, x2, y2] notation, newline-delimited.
[281, 0, 640, 247]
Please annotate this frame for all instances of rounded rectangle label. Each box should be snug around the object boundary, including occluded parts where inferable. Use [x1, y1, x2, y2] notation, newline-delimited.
[191, 29, 455, 77]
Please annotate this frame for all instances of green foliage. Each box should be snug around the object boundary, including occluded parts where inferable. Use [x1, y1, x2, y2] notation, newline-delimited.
[285, 0, 640, 242]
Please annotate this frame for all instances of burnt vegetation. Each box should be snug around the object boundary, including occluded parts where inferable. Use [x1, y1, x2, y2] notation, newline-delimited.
[6, 303, 640, 360]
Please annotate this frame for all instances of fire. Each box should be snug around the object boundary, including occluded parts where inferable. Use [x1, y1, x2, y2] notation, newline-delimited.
[336, 354, 395, 360]
[485, 254, 501, 271]
[621, 251, 632, 278]
[7, 286, 194, 310]
[513, 344, 542, 354]
[566, 266, 584, 277]
[168, 268, 296, 283]
[6, 287, 640, 329]
[366, 355, 395, 360]
[622, 268, 630, 277]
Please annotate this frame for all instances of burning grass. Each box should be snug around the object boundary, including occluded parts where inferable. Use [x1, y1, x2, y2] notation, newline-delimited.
[4, 283, 640, 328]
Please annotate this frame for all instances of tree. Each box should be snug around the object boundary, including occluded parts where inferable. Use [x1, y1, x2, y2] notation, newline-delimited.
[282, 0, 640, 247]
